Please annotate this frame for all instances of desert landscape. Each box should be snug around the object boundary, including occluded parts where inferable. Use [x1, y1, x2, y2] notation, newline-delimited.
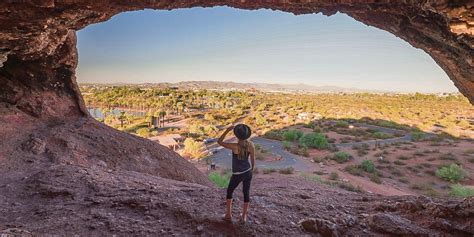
[1, 1, 473, 236]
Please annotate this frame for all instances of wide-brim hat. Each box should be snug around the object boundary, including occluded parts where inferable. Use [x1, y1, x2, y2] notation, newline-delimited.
[233, 124, 251, 140]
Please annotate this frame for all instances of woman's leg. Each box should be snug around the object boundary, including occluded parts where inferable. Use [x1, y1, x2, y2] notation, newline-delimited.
[225, 174, 242, 220]
[241, 172, 253, 222]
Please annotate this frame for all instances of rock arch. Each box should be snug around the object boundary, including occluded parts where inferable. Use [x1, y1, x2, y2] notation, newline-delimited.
[0, 1, 473, 119]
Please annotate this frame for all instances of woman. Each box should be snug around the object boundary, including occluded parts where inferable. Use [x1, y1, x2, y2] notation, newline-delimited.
[217, 124, 256, 223]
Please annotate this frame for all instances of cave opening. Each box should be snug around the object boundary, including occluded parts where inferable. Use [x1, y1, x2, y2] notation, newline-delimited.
[1, 2, 474, 235]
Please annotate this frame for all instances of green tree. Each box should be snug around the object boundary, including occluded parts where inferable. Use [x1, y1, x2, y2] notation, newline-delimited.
[183, 138, 206, 159]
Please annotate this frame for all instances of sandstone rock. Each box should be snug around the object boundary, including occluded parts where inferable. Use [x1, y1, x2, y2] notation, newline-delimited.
[368, 213, 429, 235]
[299, 218, 341, 237]
[21, 137, 46, 155]
[0, 1, 472, 121]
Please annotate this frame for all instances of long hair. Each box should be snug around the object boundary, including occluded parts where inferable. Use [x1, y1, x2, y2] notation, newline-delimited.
[236, 139, 249, 160]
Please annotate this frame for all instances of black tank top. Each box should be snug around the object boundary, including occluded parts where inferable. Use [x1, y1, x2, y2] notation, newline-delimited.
[232, 151, 251, 174]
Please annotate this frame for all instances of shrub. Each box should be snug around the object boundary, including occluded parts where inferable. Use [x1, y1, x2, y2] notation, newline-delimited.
[279, 167, 294, 174]
[439, 153, 457, 161]
[450, 184, 474, 198]
[399, 178, 409, 184]
[262, 168, 276, 174]
[263, 130, 283, 140]
[301, 173, 324, 183]
[338, 182, 363, 192]
[313, 156, 323, 163]
[136, 127, 150, 138]
[436, 164, 468, 183]
[411, 131, 426, 141]
[334, 121, 349, 128]
[394, 160, 406, 166]
[369, 173, 382, 184]
[373, 131, 391, 139]
[282, 141, 292, 150]
[299, 133, 329, 149]
[282, 130, 303, 141]
[398, 155, 411, 160]
[344, 165, 364, 176]
[329, 172, 339, 180]
[299, 145, 309, 157]
[361, 160, 376, 173]
[208, 171, 231, 188]
[331, 152, 351, 163]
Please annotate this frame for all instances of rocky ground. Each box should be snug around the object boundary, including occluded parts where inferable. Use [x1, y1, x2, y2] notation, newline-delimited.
[1, 106, 473, 236]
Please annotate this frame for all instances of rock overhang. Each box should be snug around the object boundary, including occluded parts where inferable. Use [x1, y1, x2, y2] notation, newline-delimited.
[0, 0, 472, 119]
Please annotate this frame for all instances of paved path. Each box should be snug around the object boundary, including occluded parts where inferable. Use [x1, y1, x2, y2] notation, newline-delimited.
[208, 137, 312, 171]
[208, 123, 435, 170]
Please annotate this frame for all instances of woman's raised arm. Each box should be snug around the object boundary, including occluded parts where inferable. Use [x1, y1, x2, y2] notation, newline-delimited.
[217, 125, 236, 150]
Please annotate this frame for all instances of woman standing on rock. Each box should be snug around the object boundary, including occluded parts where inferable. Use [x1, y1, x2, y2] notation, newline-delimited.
[217, 124, 255, 223]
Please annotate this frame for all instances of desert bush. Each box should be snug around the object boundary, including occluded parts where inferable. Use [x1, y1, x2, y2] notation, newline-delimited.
[398, 155, 411, 160]
[331, 152, 351, 163]
[136, 127, 150, 138]
[373, 131, 391, 139]
[411, 131, 426, 141]
[299, 132, 329, 149]
[398, 178, 409, 184]
[313, 126, 322, 133]
[334, 121, 349, 128]
[299, 145, 309, 157]
[329, 172, 339, 180]
[264, 130, 283, 140]
[208, 171, 231, 188]
[394, 160, 406, 166]
[282, 130, 303, 141]
[449, 184, 474, 198]
[282, 141, 292, 150]
[279, 167, 295, 174]
[369, 173, 382, 184]
[344, 165, 364, 176]
[361, 160, 376, 173]
[413, 151, 424, 157]
[262, 168, 276, 174]
[439, 153, 457, 161]
[313, 156, 323, 163]
[390, 169, 404, 176]
[338, 182, 363, 193]
[301, 173, 324, 183]
[436, 164, 468, 183]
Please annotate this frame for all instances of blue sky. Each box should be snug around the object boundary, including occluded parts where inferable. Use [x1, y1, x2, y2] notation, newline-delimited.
[76, 7, 456, 93]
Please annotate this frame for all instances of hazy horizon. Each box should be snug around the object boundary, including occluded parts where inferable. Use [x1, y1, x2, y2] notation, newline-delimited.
[77, 7, 458, 93]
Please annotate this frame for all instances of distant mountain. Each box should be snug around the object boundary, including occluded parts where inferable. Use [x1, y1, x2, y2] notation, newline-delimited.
[80, 81, 389, 93]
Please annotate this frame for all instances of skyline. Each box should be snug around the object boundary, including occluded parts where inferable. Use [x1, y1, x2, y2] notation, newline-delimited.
[76, 7, 457, 93]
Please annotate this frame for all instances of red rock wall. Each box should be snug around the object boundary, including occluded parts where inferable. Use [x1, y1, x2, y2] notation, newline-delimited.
[0, 1, 472, 118]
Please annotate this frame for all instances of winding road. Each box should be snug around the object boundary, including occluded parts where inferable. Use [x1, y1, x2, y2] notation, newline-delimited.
[208, 123, 431, 171]
[209, 137, 313, 171]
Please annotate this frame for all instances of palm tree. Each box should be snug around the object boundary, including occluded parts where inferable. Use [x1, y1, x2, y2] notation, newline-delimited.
[159, 111, 166, 127]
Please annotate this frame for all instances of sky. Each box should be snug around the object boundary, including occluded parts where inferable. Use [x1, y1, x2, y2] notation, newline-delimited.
[76, 7, 457, 93]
